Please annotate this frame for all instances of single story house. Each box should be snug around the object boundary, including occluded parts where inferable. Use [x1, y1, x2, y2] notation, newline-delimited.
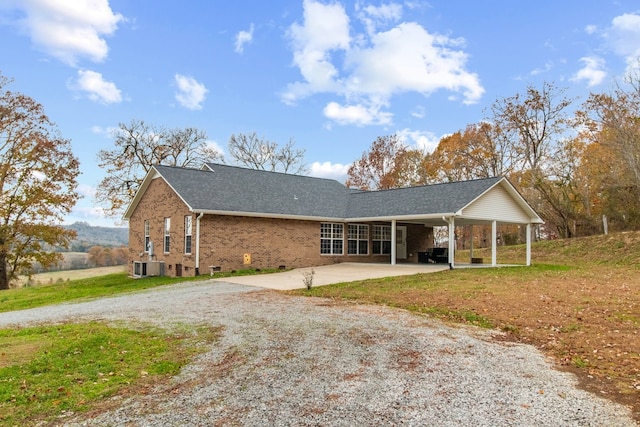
[123, 163, 543, 277]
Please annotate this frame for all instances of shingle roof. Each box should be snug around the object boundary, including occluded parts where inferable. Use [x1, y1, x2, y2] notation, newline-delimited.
[145, 163, 506, 221]
[346, 177, 502, 218]
[155, 164, 351, 218]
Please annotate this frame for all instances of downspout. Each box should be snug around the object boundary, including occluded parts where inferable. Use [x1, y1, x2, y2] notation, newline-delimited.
[195, 212, 204, 275]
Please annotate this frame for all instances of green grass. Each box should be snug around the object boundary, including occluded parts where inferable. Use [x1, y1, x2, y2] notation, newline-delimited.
[0, 269, 280, 313]
[0, 321, 220, 425]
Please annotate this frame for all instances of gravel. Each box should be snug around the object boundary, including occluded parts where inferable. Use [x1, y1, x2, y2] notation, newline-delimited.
[0, 280, 636, 427]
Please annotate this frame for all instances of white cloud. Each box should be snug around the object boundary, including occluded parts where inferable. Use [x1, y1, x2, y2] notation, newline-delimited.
[77, 184, 96, 198]
[283, 0, 351, 103]
[283, 0, 484, 125]
[356, 1, 403, 35]
[347, 22, 483, 103]
[323, 101, 393, 126]
[608, 13, 640, 68]
[396, 128, 439, 153]
[174, 74, 208, 110]
[68, 206, 113, 225]
[2, 0, 124, 66]
[530, 61, 554, 76]
[235, 24, 254, 53]
[571, 56, 607, 87]
[72, 69, 122, 104]
[411, 105, 426, 119]
[202, 140, 226, 159]
[91, 125, 119, 137]
[309, 161, 350, 180]
[585, 24, 598, 35]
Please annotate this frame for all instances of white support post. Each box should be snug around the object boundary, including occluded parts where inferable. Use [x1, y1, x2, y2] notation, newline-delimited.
[491, 220, 497, 267]
[526, 223, 532, 266]
[448, 217, 455, 269]
[469, 225, 474, 262]
[391, 219, 397, 266]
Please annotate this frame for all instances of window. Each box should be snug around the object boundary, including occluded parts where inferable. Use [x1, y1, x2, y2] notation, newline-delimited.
[320, 223, 343, 255]
[144, 220, 150, 253]
[163, 217, 171, 253]
[184, 215, 192, 254]
[347, 224, 369, 255]
[372, 225, 392, 255]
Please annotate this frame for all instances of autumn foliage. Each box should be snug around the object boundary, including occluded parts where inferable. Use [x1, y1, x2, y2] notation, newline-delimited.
[348, 68, 640, 239]
[0, 73, 80, 290]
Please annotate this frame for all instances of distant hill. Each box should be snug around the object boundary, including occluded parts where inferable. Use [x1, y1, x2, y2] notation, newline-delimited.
[64, 222, 128, 251]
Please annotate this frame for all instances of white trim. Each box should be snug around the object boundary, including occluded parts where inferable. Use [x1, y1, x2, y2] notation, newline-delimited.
[391, 219, 397, 265]
[447, 217, 455, 268]
[491, 221, 497, 267]
[526, 223, 532, 266]
[195, 212, 204, 274]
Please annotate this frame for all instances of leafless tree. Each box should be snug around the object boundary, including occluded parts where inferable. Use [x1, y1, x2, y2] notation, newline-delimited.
[96, 120, 222, 218]
[228, 132, 307, 174]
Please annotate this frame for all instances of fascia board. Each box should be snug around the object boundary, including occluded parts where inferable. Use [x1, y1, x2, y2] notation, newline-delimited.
[192, 209, 345, 222]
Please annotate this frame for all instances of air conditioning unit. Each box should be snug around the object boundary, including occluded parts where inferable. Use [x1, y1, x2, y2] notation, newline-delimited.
[146, 261, 165, 276]
[133, 261, 165, 277]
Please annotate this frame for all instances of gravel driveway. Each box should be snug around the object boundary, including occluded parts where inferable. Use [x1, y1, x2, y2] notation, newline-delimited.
[0, 280, 636, 426]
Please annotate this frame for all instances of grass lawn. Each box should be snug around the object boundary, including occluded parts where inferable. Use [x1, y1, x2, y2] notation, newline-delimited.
[291, 231, 640, 421]
[0, 321, 220, 425]
[0, 268, 281, 313]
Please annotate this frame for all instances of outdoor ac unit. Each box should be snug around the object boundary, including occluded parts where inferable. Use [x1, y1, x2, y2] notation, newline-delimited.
[133, 261, 165, 277]
[146, 261, 165, 277]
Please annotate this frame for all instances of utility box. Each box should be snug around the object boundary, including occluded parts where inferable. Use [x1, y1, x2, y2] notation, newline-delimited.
[133, 261, 165, 277]
[243, 253, 251, 265]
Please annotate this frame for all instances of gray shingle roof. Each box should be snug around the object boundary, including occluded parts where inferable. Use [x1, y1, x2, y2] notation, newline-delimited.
[151, 163, 504, 220]
[156, 164, 351, 218]
[346, 177, 502, 218]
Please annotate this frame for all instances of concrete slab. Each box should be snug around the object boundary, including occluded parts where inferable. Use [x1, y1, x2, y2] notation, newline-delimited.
[212, 262, 450, 290]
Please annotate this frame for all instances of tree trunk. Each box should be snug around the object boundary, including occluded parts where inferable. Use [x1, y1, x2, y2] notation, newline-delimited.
[0, 250, 8, 290]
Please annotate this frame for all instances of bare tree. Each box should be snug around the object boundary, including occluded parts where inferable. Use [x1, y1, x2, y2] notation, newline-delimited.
[227, 132, 307, 174]
[489, 82, 573, 172]
[96, 120, 222, 218]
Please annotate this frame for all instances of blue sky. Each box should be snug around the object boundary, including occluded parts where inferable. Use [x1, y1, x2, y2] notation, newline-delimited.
[1, 0, 639, 227]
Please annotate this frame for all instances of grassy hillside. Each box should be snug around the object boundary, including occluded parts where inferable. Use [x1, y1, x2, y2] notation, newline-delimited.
[459, 230, 640, 267]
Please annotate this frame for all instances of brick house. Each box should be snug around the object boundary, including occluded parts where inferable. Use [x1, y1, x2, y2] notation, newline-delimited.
[123, 163, 543, 277]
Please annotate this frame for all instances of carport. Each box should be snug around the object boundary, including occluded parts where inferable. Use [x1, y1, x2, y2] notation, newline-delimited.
[348, 177, 543, 268]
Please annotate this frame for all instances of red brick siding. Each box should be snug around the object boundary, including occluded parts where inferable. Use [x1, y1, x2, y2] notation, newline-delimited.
[128, 177, 195, 277]
[129, 178, 435, 276]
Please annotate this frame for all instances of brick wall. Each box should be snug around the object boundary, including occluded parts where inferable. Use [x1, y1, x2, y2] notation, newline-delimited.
[128, 177, 195, 277]
[129, 177, 435, 277]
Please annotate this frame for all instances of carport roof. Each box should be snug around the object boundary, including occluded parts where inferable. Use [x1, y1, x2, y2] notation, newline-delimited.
[123, 163, 542, 224]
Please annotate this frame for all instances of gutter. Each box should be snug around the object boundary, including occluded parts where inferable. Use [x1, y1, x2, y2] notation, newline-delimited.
[195, 212, 204, 275]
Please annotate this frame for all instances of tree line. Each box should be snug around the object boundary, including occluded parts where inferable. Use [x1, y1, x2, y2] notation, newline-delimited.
[346, 67, 640, 240]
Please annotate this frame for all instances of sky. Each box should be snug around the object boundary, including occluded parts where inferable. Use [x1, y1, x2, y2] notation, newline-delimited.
[1, 0, 639, 227]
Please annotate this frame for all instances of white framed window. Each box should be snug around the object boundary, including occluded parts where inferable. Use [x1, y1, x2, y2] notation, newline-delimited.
[144, 220, 150, 253]
[184, 215, 193, 254]
[372, 225, 391, 255]
[320, 223, 343, 255]
[347, 224, 369, 255]
[163, 217, 171, 253]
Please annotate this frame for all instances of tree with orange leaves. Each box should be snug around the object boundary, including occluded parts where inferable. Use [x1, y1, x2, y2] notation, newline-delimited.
[0, 73, 80, 290]
[346, 134, 422, 190]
